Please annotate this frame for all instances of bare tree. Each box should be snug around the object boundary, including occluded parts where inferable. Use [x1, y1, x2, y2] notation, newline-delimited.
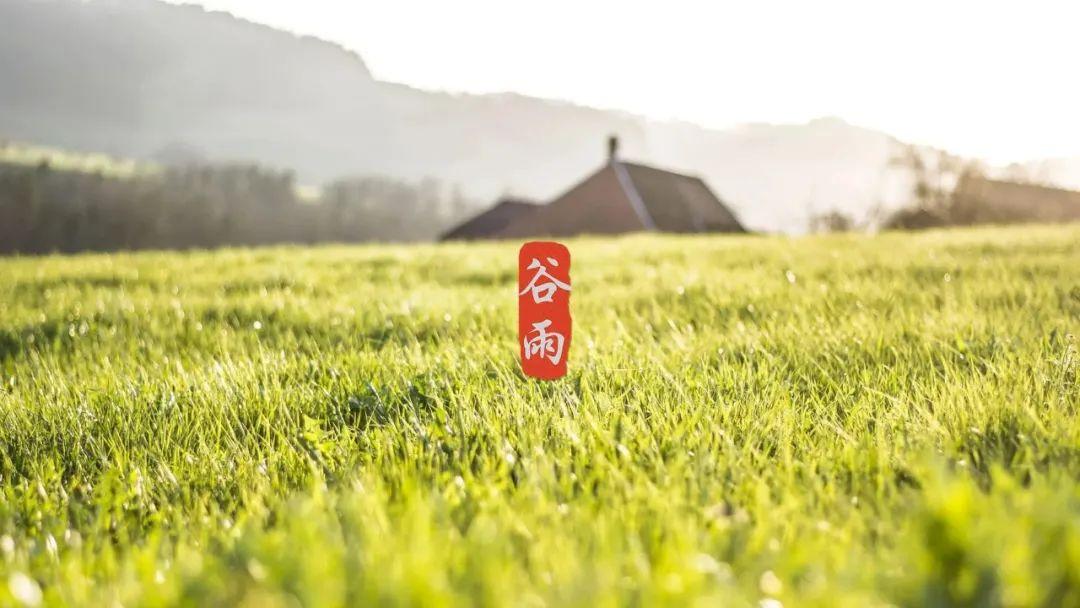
[882, 145, 985, 230]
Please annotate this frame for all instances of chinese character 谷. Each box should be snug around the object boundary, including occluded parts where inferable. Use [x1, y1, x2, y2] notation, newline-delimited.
[522, 319, 566, 365]
[519, 257, 571, 304]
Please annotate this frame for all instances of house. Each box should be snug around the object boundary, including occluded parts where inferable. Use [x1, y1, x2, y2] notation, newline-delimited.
[441, 198, 540, 240]
[442, 137, 745, 240]
[951, 175, 1080, 225]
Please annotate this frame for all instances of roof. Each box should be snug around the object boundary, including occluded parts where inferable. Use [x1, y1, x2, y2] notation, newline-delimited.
[953, 176, 1080, 224]
[497, 159, 745, 238]
[619, 161, 744, 233]
[441, 198, 539, 240]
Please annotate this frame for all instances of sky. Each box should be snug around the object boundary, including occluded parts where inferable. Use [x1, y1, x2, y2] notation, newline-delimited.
[167, 0, 1080, 164]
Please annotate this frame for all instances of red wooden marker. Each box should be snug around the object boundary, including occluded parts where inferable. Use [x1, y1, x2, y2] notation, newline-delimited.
[518, 241, 571, 380]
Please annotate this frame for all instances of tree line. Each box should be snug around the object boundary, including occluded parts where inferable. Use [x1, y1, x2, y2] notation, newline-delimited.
[0, 161, 475, 254]
[807, 145, 1070, 233]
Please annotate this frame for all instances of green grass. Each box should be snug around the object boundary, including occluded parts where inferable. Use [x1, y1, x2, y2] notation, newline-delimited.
[0, 225, 1078, 606]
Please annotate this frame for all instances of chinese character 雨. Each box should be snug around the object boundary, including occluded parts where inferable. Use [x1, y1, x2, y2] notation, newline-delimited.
[519, 257, 571, 304]
[523, 319, 566, 365]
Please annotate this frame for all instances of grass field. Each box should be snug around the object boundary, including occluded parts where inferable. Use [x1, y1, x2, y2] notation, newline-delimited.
[0, 225, 1078, 606]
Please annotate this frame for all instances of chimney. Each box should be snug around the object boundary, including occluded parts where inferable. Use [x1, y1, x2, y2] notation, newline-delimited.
[607, 135, 619, 162]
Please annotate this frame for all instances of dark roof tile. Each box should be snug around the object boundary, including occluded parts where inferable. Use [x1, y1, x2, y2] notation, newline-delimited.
[441, 198, 539, 240]
[621, 162, 744, 233]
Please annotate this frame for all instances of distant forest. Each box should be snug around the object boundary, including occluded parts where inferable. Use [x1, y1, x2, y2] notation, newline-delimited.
[0, 155, 475, 254]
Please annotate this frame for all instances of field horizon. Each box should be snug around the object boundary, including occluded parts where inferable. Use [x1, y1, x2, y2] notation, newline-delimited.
[1, 225, 1078, 606]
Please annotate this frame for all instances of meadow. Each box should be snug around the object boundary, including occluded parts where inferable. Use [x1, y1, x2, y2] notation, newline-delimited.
[0, 225, 1077, 606]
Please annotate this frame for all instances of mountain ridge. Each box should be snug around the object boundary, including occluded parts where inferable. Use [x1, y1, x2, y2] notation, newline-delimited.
[7, 0, 1066, 232]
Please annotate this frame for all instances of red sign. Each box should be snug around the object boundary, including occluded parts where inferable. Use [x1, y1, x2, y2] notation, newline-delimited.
[518, 241, 571, 380]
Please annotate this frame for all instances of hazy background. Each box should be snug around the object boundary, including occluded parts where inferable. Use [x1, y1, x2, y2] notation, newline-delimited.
[161, 0, 1080, 164]
[1, 0, 1078, 249]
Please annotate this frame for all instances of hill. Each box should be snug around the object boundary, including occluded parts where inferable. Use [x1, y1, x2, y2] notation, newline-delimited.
[1, 225, 1078, 604]
[0, 0, 927, 232]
